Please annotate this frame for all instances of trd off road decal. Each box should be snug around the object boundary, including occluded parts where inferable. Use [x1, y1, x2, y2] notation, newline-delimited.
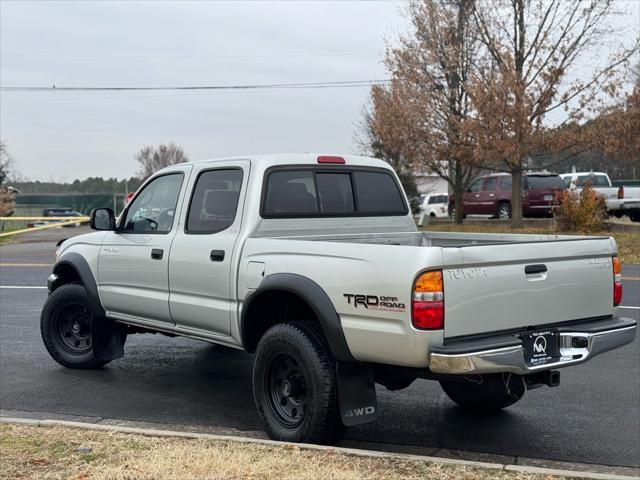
[343, 294, 406, 312]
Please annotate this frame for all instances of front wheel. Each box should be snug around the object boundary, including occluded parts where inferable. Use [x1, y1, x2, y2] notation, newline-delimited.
[41, 283, 110, 369]
[253, 322, 344, 444]
[439, 374, 526, 412]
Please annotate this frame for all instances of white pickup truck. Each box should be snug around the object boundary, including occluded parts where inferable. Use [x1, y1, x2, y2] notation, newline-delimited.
[560, 172, 640, 221]
[42, 154, 636, 444]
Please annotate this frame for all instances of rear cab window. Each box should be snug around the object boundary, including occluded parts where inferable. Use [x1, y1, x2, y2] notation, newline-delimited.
[262, 167, 407, 217]
[526, 175, 566, 190]
[576, 174, 610, 188]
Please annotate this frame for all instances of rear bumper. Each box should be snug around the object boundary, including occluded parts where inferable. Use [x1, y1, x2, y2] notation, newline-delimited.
[429, 317, 636, 375]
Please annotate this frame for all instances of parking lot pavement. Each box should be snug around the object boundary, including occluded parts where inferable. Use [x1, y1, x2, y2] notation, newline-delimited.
[1, 233, 638, 471]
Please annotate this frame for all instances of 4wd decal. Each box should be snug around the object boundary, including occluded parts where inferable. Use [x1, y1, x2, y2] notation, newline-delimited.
[343, 294, 406, 312]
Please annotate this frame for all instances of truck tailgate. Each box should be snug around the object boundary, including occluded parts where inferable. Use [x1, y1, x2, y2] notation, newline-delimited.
[442, 238, 615, 338]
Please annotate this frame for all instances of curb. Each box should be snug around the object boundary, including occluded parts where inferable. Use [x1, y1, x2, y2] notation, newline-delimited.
[1, 416, 637, 480]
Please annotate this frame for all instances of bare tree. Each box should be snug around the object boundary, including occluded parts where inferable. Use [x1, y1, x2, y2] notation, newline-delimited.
[0, 141, 16, 216]
[135, 143, 188, 180]
[467, 0, 638, 226]
[365, 0, 483, 224]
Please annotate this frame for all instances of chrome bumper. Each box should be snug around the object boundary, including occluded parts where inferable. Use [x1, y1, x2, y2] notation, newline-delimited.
[429, 318, 636, 375]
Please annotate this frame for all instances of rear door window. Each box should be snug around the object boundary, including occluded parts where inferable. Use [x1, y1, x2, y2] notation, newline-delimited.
[186, 169, 243, 234]
[499, 176, 512, 190]
[428, 195, 447, 204]
[483, 177, 498, 191]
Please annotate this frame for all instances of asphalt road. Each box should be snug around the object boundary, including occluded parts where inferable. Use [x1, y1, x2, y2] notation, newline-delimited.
[1, 228, 639, 473]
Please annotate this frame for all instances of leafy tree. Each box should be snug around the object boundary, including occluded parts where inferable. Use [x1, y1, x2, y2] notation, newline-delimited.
[135, 143, 188, 180]
[466, 0, 638, 226]
[365, 0, 483, 224]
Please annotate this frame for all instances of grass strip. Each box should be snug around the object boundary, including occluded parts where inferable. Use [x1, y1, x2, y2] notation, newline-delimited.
[0, 423, 561, 480]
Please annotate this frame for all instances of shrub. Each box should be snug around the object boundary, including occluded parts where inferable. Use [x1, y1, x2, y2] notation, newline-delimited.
[553, 181, 607, 233]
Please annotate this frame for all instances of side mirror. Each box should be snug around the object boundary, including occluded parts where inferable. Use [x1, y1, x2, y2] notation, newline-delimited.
[90, 208, 116, 231]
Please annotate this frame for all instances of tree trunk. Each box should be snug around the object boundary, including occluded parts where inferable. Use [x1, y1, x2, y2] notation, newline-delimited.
[511, 168, 523, 228]
[452, 160, 464, 225]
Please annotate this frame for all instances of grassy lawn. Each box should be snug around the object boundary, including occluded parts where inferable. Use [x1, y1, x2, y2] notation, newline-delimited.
[421, 222, 640, 264]
[0, 424, 561, 480]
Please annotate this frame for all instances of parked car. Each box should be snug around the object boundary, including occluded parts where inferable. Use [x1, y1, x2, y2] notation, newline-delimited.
[451, 173, 565, 219]
[560, 172, 640, 221]
[42, 154, 635, 444]
[42, 208, 86, 227]
[419, 193, 449, 217]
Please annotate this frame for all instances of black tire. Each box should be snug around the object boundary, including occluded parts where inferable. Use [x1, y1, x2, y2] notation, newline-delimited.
[439, 374, 526, 412]
[253, 322, 344, 444]
[497, 202, 511, 220]
[40, 283, 110, 369]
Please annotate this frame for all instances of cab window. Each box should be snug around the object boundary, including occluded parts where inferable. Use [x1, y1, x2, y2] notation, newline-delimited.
[122, 173, 183, 233]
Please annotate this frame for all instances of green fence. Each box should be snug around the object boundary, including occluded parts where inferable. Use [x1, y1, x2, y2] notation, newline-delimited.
[14, 194, 126, 217]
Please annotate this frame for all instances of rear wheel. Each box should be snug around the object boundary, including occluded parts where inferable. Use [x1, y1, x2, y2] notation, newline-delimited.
[253, 322, 343, 444]
[497, 202, 511, 220]
[440, 374, 526, 412]
[41, 283, 110, 369]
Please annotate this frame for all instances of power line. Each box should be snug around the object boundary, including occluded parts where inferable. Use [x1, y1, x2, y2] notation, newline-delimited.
[1, 52, 379, 59]
[1, 79, 391, 93]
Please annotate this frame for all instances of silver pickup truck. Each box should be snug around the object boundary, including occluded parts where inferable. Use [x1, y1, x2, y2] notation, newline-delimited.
[42, 154, 636, 444]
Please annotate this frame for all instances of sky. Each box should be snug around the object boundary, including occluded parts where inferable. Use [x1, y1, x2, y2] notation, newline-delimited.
[1, 0, 638, 182]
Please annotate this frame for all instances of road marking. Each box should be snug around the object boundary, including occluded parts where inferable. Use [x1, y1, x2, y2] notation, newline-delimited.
[0, 286, 47, 289]
[619, 305, 640, 310]
[0, 263, 52, 267]
[621, 276, 640, 281]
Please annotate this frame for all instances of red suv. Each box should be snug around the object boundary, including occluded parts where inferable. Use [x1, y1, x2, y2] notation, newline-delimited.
[451, 173, 566, 219]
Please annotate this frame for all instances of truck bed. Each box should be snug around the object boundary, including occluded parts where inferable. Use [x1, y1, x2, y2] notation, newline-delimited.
[256, 230, 616, 341]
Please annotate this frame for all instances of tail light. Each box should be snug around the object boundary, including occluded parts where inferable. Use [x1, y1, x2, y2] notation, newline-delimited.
[617, 186, 624, 199]
[412, 271, 444, 329]
[613, 256, 623, 306]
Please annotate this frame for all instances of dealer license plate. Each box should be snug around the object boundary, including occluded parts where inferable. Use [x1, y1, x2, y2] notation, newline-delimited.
[521, 330, 560, 366]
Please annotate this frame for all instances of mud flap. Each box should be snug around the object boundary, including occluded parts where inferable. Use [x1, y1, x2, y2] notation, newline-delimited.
[336, 362, 378, 426]
[92, 317, 127, 362]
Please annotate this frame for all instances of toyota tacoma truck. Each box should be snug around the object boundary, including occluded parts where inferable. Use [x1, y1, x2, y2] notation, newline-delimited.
[41, 154, 637, 444]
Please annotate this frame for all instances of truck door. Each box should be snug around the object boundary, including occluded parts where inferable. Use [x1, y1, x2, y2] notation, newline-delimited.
[168, 161, 249, 337]
[97, 166, 192, 326]
[462, 178, 484, 214]
[477, 176, 498, 214]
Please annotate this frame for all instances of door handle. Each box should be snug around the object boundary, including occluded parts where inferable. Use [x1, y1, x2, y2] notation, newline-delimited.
[525, 264, 547, 275]
[210, 250, 225, 262]
[151, 248, 164, 260]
